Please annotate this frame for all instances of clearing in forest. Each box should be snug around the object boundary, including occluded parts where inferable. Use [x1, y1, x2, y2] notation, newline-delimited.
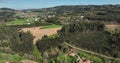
[21, 26, 61, 44]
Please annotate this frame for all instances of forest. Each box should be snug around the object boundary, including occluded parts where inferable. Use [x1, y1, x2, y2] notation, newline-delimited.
[36, 21, 120, 63]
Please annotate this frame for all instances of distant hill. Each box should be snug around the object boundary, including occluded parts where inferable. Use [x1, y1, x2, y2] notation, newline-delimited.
[0, 8, 15, 11]
[0, 8, 16, 23]
[24, 5, 120, 14]
[23, 5, 120, 23]
[0, 5, 120, 24]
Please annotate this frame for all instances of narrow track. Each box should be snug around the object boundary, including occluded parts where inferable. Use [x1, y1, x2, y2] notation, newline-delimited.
[64, 42, 120, 61]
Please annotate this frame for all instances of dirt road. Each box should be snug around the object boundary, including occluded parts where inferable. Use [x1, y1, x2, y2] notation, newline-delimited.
[106, 25, 120, 29]
[21, 60, 38, 63]
[64, 42, 120, 61]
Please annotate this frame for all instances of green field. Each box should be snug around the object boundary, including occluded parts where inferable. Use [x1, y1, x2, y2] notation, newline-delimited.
[41, 25, 61, 29]
[6, 19, 27, 26]
[55, 51, 103, 63]
[0, 53, 24, 63]
[6, 18, 62, 28]
[6, 18, 35, 26]
[78, 51, 103, 63]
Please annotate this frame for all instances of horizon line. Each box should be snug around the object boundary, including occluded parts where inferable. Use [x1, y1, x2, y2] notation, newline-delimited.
[0, 4, 120, 10]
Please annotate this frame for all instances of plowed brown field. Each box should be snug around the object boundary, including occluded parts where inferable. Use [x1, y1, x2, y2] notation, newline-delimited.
[21, 27, 61, 44]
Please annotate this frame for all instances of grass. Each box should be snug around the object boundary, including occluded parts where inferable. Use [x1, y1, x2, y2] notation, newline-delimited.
[0, 53, 24, 63]
[0, 46, 41, 63]
[32, 45, 42, 62]
[6, 18, 35, 26]
[0, 60, 6, 63]
[41, 25, 61, 29]
[78, 51, 104, 63]
[55, 50, 104, 63]
[6, 18, 62, 28]
[7, 19, 27, 26]
[56, 54, 74, 63]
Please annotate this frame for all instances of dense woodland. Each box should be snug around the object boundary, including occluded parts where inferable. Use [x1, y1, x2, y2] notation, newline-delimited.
[36, 21, 120, 63]
[0, 27, 34, 54]
[58, 22, 120, 58]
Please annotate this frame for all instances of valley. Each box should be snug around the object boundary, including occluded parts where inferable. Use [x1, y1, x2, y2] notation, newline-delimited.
[0, 4, 120, 63]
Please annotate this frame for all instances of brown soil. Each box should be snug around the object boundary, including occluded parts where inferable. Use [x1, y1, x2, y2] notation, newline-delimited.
[21, 60, 38, 63]
[106, 25, 120, 29]
[21, 27, 61, 44]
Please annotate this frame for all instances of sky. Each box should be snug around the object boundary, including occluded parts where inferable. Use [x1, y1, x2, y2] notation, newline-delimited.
[0, 0, 120, 9]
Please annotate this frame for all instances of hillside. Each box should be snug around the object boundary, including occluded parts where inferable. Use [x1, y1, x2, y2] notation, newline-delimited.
[0, 5, 120, 63]
[0, 5, 120, 26]
[26, 5, 120, 23]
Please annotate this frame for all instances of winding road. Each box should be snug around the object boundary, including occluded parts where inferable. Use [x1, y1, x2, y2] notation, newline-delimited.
[64, 42, 120, 61]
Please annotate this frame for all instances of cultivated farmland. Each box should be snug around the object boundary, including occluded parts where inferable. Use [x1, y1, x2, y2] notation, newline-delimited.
[21, 27, 61, 44]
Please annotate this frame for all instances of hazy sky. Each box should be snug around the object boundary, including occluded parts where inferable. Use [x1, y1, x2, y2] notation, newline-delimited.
[0, 0, 120, 9]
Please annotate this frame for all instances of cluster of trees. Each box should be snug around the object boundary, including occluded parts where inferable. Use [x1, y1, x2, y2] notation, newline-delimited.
[36, 35, 62, 52]
[58, 21, 120, 58]
[106, 29, 120, 58]
[0, 27, 34, 54]
[85, 12, 120, 23]
[59, 21, 105, 33]
[46, 17, 61, 25]
[10, 31, 34, 53]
